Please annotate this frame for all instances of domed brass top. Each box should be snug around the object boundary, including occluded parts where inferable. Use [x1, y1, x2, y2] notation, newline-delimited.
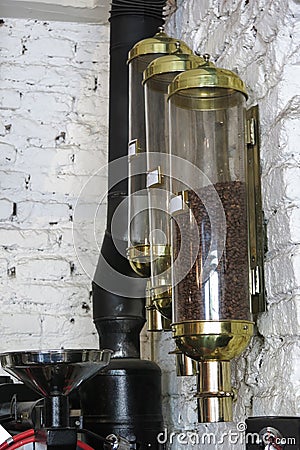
[128, 29, 192, 63]
[168, 65, 248, 99]
[143, 54, 209, 84]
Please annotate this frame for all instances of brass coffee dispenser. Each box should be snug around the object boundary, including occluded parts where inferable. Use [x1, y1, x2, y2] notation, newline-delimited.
[127, 29, 192, 277]
[167, 63, 262, 421]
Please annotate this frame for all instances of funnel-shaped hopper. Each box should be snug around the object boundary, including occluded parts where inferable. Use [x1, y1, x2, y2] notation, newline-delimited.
[0, 349, 112, 397]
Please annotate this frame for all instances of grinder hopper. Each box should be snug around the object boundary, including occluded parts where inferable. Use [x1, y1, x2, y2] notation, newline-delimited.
[0, 349, 112, 398]
[0, 349, 112, 448]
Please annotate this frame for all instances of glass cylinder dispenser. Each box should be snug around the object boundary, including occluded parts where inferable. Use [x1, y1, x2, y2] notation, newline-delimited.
[143, 54, 205, 321]
[127, 29, 192, 277]
[168, 64, 254, 422]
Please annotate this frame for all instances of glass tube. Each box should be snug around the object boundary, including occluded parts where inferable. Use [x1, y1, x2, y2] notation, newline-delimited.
[127, 32, 192, 277]
[169, 81, 251, 323]
[144, 55, 205, 318]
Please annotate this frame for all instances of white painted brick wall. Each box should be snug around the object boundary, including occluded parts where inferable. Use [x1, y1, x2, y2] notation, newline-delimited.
[0, 18, 109, 353]
[1, 2, 299, 447]
[141, 0, 300, 448]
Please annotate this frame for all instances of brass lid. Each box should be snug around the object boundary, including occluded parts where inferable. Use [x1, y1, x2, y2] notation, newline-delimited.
[128, 29, 192, 63]
[143, 54, 207, 84]
[168, 65, 248, 99]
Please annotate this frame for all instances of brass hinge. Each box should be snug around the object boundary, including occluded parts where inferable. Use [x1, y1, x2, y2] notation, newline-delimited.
[246, 105, 266, 314]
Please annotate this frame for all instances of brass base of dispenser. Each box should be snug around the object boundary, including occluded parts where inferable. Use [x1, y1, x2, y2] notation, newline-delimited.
[172, 320, 254, 361]
[127, 245, 151, 277]
[196, 361, 234, 422]
[172, 321, 253, 422]
[146, 305, 171, 331]
[169, 348, 198, 376]
[152, 287, 172, 321]
[127, 244, 171, 278]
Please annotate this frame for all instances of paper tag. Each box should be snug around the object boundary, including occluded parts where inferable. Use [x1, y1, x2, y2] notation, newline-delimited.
[128, 139, 138, 156]
[170, 195, 183, 213]
[147, 168, 160, 188]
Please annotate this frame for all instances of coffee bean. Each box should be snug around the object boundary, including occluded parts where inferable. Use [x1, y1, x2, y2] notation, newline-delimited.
[173, 181, 251, 322]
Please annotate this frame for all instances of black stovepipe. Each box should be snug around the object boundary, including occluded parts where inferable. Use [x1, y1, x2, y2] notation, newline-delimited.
[93, 0, 166, 356]
[81, 1, 166, 449]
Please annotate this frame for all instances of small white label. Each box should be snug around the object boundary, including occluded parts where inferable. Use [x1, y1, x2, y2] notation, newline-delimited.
[170, 195, 183, 213]
[0, 425, 11, 445]
[128, 140, 137, 156]
[147, 168, 160, 188]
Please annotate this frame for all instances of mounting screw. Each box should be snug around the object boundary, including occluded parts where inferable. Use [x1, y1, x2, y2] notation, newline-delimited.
[7, 267, 16, 277]
[203, 53, 210, 63]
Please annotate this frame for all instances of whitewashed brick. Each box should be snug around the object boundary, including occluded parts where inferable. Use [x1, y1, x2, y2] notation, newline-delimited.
[75, 94, 107, 118]
[0, 170, 29, 192]
[40, 315, 98, 349]
[21, 92, 74, 122]
[289, 207, 300, 242]
[259, 249, 299, 301]
[0, 229, 49, 249]
[16, 147, 75, 170]
[75, 42, 109, 63]
[282, 117, 300, 160]
[0, 142, 16, 165]
[266, 205, 300, 252]
[0, 312, 41, 335]
[252, 338, 300, 416]
[17, 201, 70, 224]
[0, 18, 108, 361]
[0, 199, 12, 221]
[0, 258, 8, 277]
[0, 36, 23, 59]
[1, 282, 90, 310]
[65, 122, 108, 157]
[0, 89, 21, 110]
[43, 22, 109, 44]
[266, 208, 291, 251]
[30, 172, 104, 197]
[9, 116, 61, 144]
[283, 166, 300, 202]
[258, 296, 300, 336]
[26, 37, 75, 59]
[16, 257, 71, 280]
[0, 63, 47, 85]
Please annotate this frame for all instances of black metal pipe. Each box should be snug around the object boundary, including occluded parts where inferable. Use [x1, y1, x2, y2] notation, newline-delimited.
[93, 0, 166, 358]
[83, 2, 166, 449]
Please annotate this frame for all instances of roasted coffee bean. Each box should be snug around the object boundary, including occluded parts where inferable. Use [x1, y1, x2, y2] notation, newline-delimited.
[173, 181, 251, 322]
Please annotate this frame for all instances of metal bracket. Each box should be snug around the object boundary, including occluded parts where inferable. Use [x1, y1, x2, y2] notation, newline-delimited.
[246, 105, 266, 314]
